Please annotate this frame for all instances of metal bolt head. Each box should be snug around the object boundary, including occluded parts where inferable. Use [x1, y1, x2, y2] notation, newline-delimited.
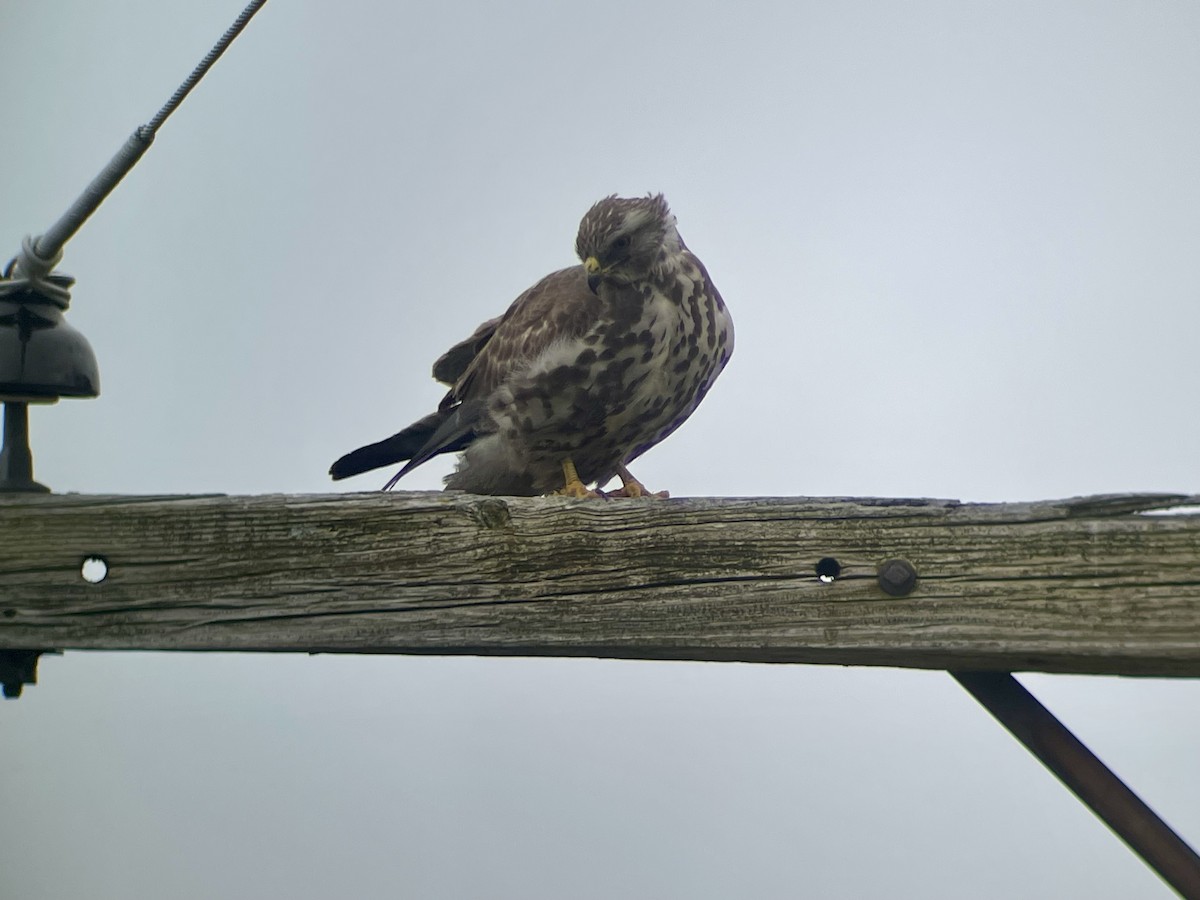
[877, 558, 918, 597]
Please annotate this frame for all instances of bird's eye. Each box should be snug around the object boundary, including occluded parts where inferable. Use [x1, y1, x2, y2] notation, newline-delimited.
[613, 235, 631, 251]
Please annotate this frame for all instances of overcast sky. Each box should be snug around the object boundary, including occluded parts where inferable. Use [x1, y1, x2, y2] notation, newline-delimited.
[2, 1, 1199, 898]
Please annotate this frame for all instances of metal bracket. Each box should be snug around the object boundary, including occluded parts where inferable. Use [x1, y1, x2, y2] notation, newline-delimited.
[0, 650, 51, 698]
[953, 671, 1200, 899]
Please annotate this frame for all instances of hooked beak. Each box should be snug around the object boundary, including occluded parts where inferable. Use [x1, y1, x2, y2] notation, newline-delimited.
[584, 256, 602, 293]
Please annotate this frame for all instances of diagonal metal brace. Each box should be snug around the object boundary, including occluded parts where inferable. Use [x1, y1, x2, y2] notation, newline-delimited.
[952, 671, 1200, 899]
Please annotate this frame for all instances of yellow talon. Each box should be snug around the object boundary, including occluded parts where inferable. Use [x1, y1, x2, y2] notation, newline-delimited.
[608, 464, 669, 499]
[554, 458, 600, 499]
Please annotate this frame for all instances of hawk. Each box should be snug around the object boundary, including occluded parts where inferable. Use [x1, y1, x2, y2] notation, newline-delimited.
[329, 194, 733, 497]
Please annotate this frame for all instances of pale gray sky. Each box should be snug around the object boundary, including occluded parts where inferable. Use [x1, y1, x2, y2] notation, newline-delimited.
[2, 1, 1198, 898]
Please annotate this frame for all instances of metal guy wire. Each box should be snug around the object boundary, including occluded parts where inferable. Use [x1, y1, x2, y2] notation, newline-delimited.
[25, 0, 270, 269]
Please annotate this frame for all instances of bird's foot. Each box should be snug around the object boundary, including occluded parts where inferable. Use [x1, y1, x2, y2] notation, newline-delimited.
[556, 480, 601, 499]
[605, 482, 669, 499]
[607, 466, 669, 499]
[553, 458, 602, 499]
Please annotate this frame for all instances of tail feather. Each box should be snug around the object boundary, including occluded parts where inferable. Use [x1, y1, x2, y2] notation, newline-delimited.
[380, 400, 485, 490]
[329, 411, 448, 481]
[329, 402, 486, 488]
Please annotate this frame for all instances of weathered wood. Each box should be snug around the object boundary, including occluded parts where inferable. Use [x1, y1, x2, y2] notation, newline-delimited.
[1, 492, 1198, 676]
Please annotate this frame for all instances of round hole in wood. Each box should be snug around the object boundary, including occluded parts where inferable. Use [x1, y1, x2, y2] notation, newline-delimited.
[81, 556, 109, 584]
[815, 557, 841, 584]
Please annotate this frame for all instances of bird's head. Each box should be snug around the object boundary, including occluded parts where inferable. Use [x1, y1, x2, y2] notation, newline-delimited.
[575, 193, 681, 292]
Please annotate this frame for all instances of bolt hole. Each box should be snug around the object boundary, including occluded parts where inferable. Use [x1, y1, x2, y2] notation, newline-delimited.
[81, 556, 109, 584]
[815, 557, 841, 584]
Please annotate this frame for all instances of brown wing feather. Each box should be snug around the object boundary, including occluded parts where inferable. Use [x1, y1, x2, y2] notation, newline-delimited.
[442, 266, 601, 407]
[431, 315, 503, 386]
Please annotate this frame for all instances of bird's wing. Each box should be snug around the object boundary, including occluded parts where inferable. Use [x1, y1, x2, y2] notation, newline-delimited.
[431, 315, 503, 386]
[445, 265, 601, 406]
[386, 265, 601, 482]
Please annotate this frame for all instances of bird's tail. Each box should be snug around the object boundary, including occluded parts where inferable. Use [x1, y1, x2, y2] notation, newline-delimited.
[329, 411, 447, 481]
[329, 402, 484, 488]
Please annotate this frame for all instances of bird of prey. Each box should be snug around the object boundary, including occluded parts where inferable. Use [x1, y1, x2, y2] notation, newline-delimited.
[329, 194, 733, 497]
